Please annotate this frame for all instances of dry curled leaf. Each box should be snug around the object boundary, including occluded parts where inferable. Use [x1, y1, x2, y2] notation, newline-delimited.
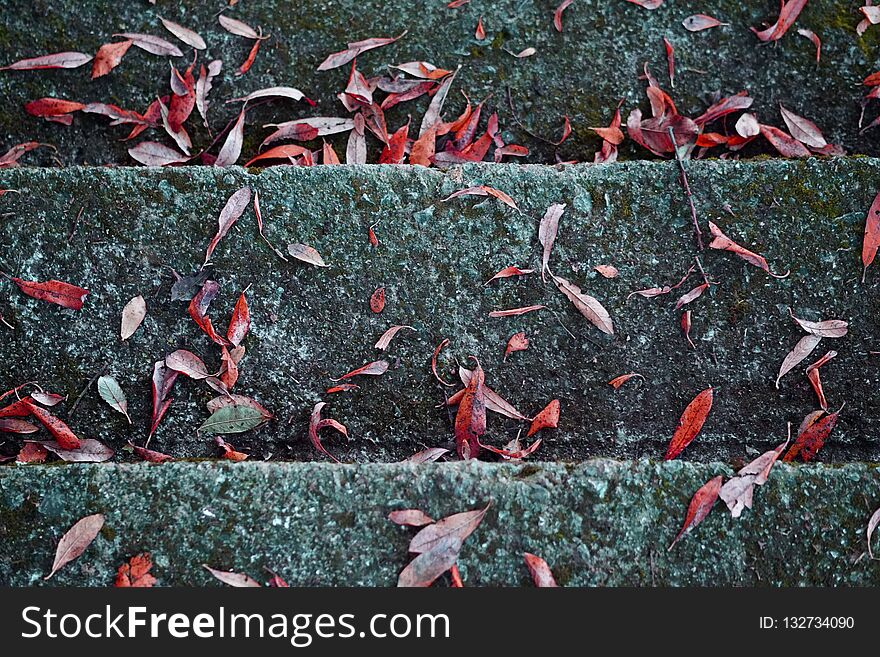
[552, 274, 614, 334]
[309, 402, 348, 462]
[719, 440, 788, 518]
[776, 334, 822, 388]
[538, 203, 565, 281]
[375, 325, 415, 350]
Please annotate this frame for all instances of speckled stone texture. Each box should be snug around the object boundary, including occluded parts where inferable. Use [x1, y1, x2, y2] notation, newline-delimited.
[1, 460, 878, 586]
[0, 0, 878, 164]
[1, 160, 879, 463]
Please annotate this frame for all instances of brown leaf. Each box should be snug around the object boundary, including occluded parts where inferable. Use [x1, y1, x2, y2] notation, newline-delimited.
[160, 17, 206, 50]
[397, 535, 463, 587]
[218, 15, 261, 39]
[128, 141, 189, 166]
[131, 443, 173, 463]
[868, 506, 880, 559]
[780, 105, 826, 149]
[538, 203, 565, 281]
[204, 186, 251, 265]
[719, 441, 787, 518]
[708, 222, 788, 277]
[165, 349, 212, 379]
[33, 438, 114, 463]
[409, 506, 488, 554]
[441, 185, 519, 210]
[488, 305, 546, 318]
[403, 447, 449, 463]
[594, 264, 619, 278]
[485, 265, 535, 284]
[0, 418, 38, 434]
[681, 310, 695, 348]
[504, 332, 529, 360]
[215, 109, 246, 167]
[674, 283, 709, 310]
[668, 476, 722, 549]
[46, 513, 105, 579]
[287, 243, 329, 267]
[454, 358, 486, 459]
[1, 51, 92, 71]
[115, 32, 183, 57]
[776, 334, 822, 388]
[331, 360, 389, 381]
[797, 28, 821, 62]
[115, 553, 157, 587]
[552, 274, 614, 334]
[317, 32, 407, 71]
[203, 564, 261, 587]
[682, 14, 724, 31]
[457, 367, 531, 421]
[388, 509, 435, 527]
[226, 293, 251, 347]
[523, 553, 558, 587]
[527, 399, 560, 437]
[120, 295, 146, 340]
[863, 192, 880, 282]
[369, 287, 386, 313]
[664, 387, 713, 460]
[759, 124, 811, 157]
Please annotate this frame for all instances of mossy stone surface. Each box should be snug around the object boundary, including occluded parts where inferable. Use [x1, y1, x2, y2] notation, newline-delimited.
[1, 460, 878, 586]
[0, 160, 879, 463]
[0, 0, 879, 164]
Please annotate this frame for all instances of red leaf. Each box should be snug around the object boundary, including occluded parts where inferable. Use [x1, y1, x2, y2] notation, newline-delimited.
[783, 407, 842, 462]
[227, 293, 250, 346]
[9, 277, 89, 309]
[24, 98, 85, 117]
[92, 41, 132, 79]
[682, 14, 724, 31]
[0, 418, 38, 434]
[674, 283, 709, 310]
[431, 338, 455, 387]
[245, 144, 311, 166]
[485, 265, 535, 284]
[149, 360, 178, 440]
[16, 441, 47, 463]
[806, 350, 837, 411]
[608, 373, 644, 389]
[1, 51, 92, 71]
[204, 186, 252, 265]
[25, 403, 81, 450]
[504, 332, 529, 360]
[708, 221, 788, 277]
[694, 92, 753, 126]
[759, 124, 811, 157]
[751, 0, 808, 42]
[369, 287, 386, 313]
[488, 305, 546, 318]
[664, 387, 713, 460]
[188, 280, 226, 345]
[475, 17, 486, 39]
[330, 360, 389, 381]
[524, 553, 558, 587]
[625, 0, 662, 7]
[378, 120, 410, 164]
[668, 476, 722, 549]
[681, 310, 695, 348]
[788, 308, 848, 338]
[309, 402, 348, 462]
[553, 0, 574, 32]
[527, 399, 560, 437]
[454, 358, 486, 459]
[46, 513, 105, 579]
[388, 509, 435, 527]
[326, 384, 359, 394]
[131, 443, 173, 463]
[663, 37, 674, 88]
[215, 436, 248, 461]
[236, 39, 262, 77]
[862, 192, 880, 282]
[115, 553, 157, 587]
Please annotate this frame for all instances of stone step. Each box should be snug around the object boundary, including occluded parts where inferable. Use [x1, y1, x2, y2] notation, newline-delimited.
[1, 460, 878, 586]
[1, 160, 879, 463]
[0, 0, 878, 164]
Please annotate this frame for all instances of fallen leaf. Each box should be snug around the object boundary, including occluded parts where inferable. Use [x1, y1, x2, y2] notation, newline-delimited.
[0, 418, 38, 434]
[1, 51, 92, 71]
[115, 553, 157, 587]
[317, 32, 407, 71]
[788, 308, 848, 338]
[752, 0, 808, 42]
[759, 124, 811, 157]
[397, 535, 463, 587]
[120, 295, 146, 340]
[626, 0, 662, 7]
[215, 109, 246, 167]
[370, 287, 386, 313]
[128, 141, 189, 166]
[331, 360, 389, 381]
[409, 506, 488, 554]
[538, 203, 565, 281]
[475, 17, 486, 40]
[862, 192, 880, 282]
[594, 264, 619, 278]
[131, 443, 173, 463]
[554, 0, 574, 32]
[674, 283, 710, 310]
[215, 436, 248, 461]
[504, 332, 529, 360]
[160, 17, 206, 50]
[8, 277, 89, 310]
[868, 506, 880, 559]
[779, 105, 826, 148]
[454, 357, 486, 459]
[404, 447, 449, 463]
[457, 367, 531, 421]
[199, 403, 269, 434]
[668, 476, 722, 549]
[25, 403, 81, 450]
[203, 564, 261, 587]
[682, 14, 724, 31]
[806, 350, 837, 410]
[389, 509, 435, 527]
[206, 394, 272, 418]
[527, 399, 560, 437]
[309, 402, 348, 462]
[149, 360, 178, 439]
[485, 266, 535, 284]
[797, 28, 821, 61]
[218, 15, 261, 39]
[665, 387, 713, 460]
[523, 553, 558, 587]
[708, 222, 788, 277]
[34, 438, 114, 463]
[719, 441, 787, 518]
[441, 185, 519, 210]
[511, 47, 537, 58]
[488, 305, 546, 318]
[552, 274, 614, 334]
[776, 334, 822, 388]
[681, 310, 695, 348]
[165, 349, 212, 379]
[16, 441, 46, 463]
[115, 32, 183, 57]
[31, 391, 64, 407]
[287, 243, 329, 267]
[97, 375, 131, 423]
[91, 40, 134, 78]
[46, 513, 105, 579]
[783, 406, 842, 462]
[375, 325, 415, 350]
[204, 186, 252, 265]
[608, 373, 644, 388]
[226, 293, 251, 346]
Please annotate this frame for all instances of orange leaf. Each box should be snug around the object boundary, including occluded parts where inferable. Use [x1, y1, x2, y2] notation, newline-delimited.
[664, 387, 713, 460]
[524, 553, 558, 587]
[528, 399, 560, 437]
[454, 358, 486, 459]
[114, 553, 157, 587]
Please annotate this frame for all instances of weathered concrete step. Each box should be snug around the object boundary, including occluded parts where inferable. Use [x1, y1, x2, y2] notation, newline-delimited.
[1, 160, 879, 463]
[1, 0, 879, 163]
[1, 460, 878, 586]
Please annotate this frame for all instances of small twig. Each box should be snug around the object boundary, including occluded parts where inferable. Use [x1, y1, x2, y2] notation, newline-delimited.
[67, 366, 106, 418]
[668, 127, 704, 250]
[67, 206, 84, 243]
[693, 256, 714, 297]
